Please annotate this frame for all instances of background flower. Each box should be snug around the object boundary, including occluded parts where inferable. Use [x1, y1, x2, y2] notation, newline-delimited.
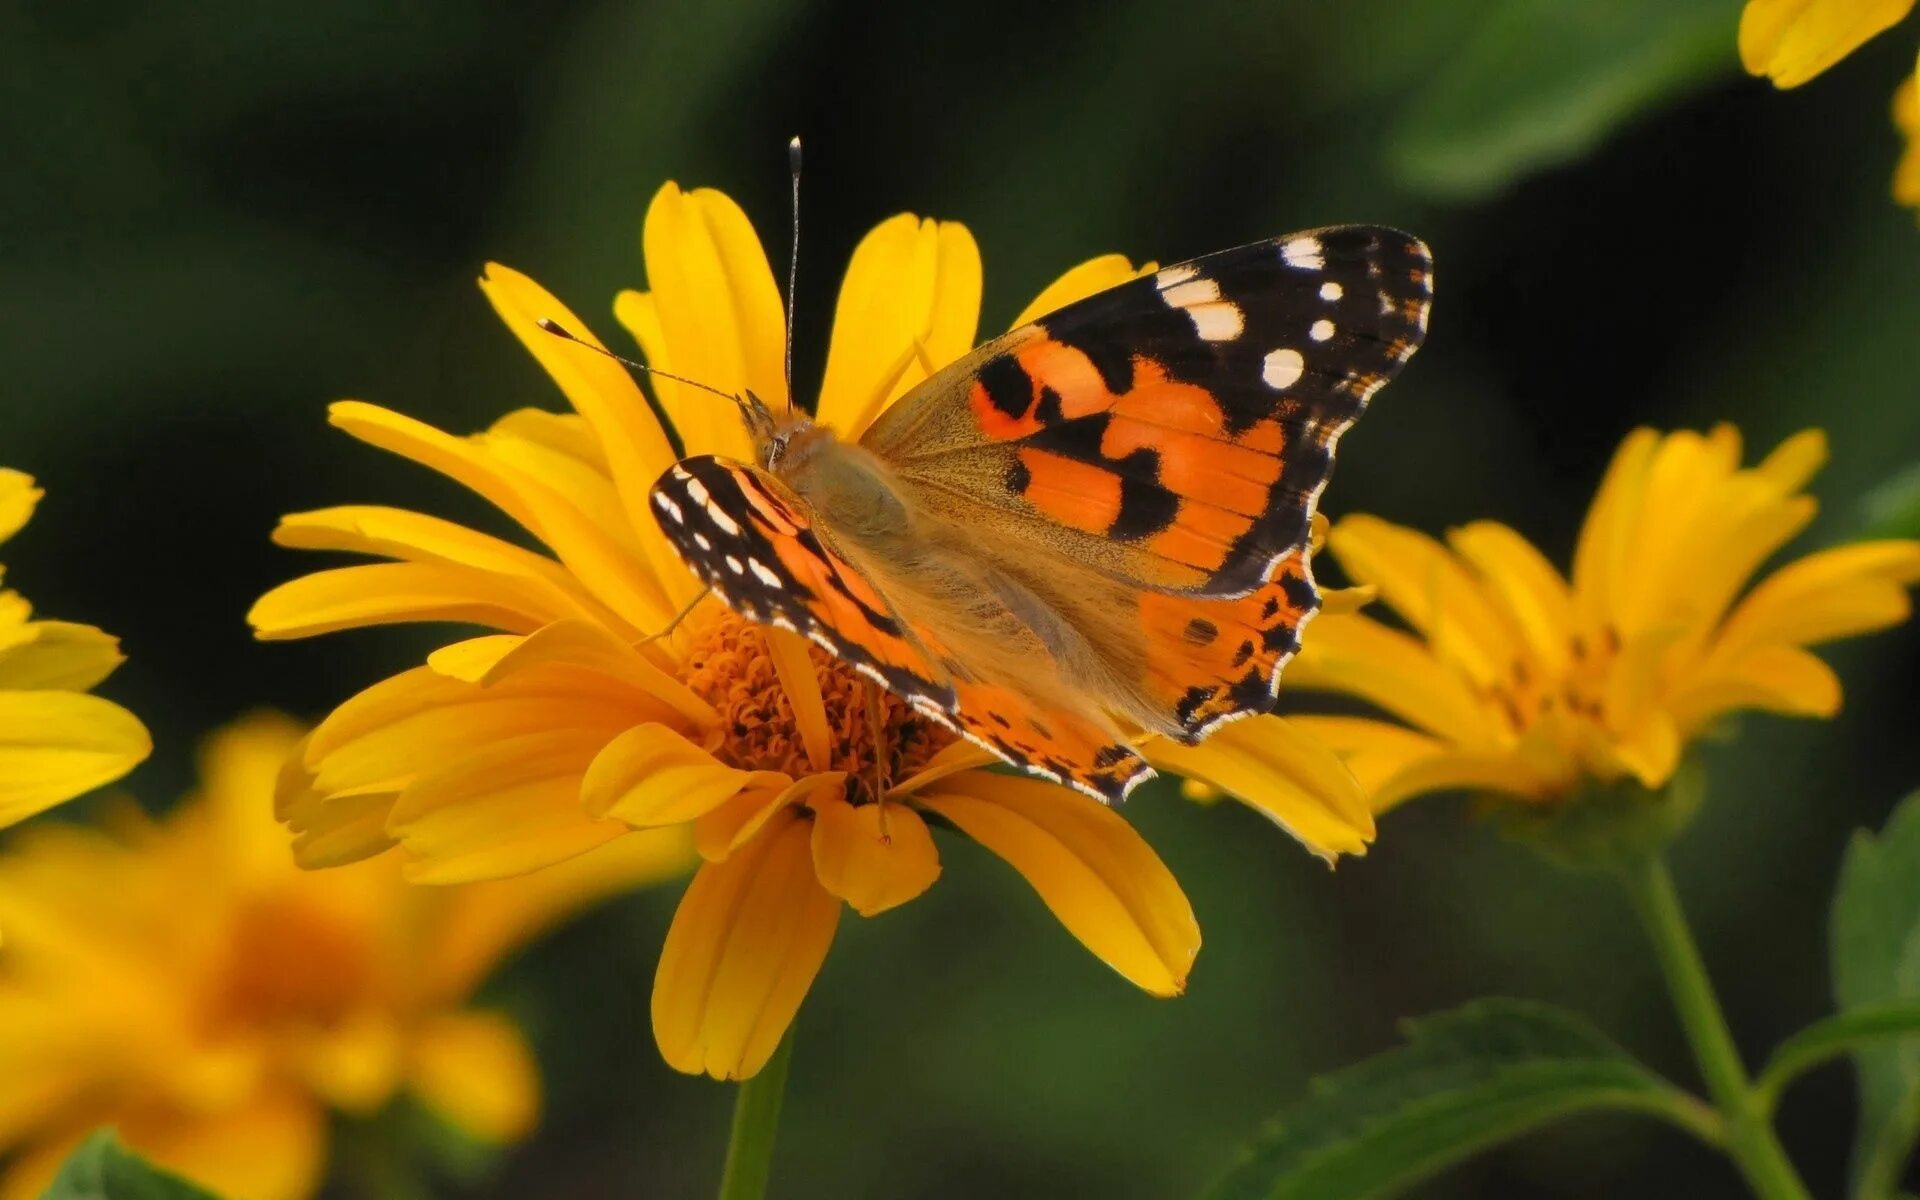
[0, 469, 148, 828]
[0, 712, 683, 1200]
[1288, 426, 1920, 811]
[253, 184, 1372, 1079]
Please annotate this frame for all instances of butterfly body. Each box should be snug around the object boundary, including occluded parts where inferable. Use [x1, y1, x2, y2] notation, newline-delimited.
[651, 227, 1432, 802]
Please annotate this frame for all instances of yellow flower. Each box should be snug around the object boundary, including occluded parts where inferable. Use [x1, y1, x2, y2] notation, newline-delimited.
[0, 712, 681, 1200]
[1287, 425, 1920, 811]
[1740, 0, 1915, 87]
[0, 469, 149, 827]
[1896, 65, 1920, 209]
[250, 183, 1374, 1080]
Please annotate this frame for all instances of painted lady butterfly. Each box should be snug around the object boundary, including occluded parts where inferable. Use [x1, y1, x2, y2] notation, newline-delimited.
[649, 228, 1431, 802]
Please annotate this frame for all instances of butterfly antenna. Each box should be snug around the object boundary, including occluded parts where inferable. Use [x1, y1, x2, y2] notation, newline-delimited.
[784, 135, 802, 417]
[535, 318, 742, 407]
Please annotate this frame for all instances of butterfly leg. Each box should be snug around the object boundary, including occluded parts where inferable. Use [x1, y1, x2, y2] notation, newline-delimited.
[635, 585, 711, 647]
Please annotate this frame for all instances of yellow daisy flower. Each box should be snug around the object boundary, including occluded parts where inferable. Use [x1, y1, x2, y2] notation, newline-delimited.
[1895, 65, 1920, 209]
[0, 712, 683, 1200]
[0, 469, 149, 826]
[1286, 425, 1920, 812]
[250, 182, 1374, 1080]
[1739, 0, 1915, 87]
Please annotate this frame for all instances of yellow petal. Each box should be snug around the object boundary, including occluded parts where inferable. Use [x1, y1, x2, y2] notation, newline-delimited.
[326, 400, 675, 630]
[815, 214, 982, 436]
[809, 787, 940, 915]
[1008, 254, 1153, 328]
[581, 722, 779, 827]
[1328, 515, 1522, 688]
[1571, 426, 1661, 623]
[1714, 540, 1920, 653]
[1286, 613, 1502, 748]
[0, 470, 40, 544]
[126, 1087, 327, 1200]
[389, 729, 627, 883]
[693, 778, 799, 862]
[427, 634, 525, 683]
[764, 625, 831, 772]
[305, 666, 657, 799]
[917, 773, 1199, 996]
[1446, 521, 1577, 675]
[408, 1009, 541, 1143]
[479, 618, 717, 727]
[1369, 747, 1563, 810]
[629, 183, 788, 461]
[1740, 0, 1916, 86]
[0, 621, 124, 691]
[1755, 427, 1828, 492]
[289, 1007, 404, 1114]
[1276, 714, 1456, 812]
[1149, 715, 1374, 859]
[1897, 73, 1920, 209]
[272, 505, 604, 622]
[478, 264, 684, 572]
[249, 562, 559, 640]
[652, 809, 841, 1079]
[1668, 643, 1844, 730]
[0, 691, 151, 826]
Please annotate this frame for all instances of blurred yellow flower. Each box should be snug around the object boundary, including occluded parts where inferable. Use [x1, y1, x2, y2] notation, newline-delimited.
[1739, 0, 1914, 87]
[1895, 67, 1920, 208]
[1288, 426, 1920, 811]
[251, 183, 1373, 1080]
[1738, 0, 1920, 212]
[0, 712, 682, 1200]
[0, 469, 149, 827]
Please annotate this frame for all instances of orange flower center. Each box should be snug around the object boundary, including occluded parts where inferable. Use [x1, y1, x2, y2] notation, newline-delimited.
[681, 609, 954, 794]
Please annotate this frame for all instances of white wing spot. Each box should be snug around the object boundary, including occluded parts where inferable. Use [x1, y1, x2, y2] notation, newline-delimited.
[747, 557, 783, 588]
[1155, 264, 1199, 289]
[724, 555, 745, 575]
[1161, 278, 1221, 307]
[1262, 348, 1305, 389]
[1281, 236, 1324, 271]
[654, 494, 684, 523]
[670, 465, 692, 482]
[1319, 281, 1343, 302]
[707, 505, 741, 535]
[692, 532, 711, 551]
[684, 477, 711, 506]
[1310, 319, 1336, 343]
[1187, 302, 1244, 342]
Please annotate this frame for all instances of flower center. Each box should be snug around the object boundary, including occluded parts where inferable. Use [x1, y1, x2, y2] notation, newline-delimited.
[681, 608, 954, 793]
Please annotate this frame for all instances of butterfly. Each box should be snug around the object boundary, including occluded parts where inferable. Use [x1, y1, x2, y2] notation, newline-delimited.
[647, 227, 1431, 803]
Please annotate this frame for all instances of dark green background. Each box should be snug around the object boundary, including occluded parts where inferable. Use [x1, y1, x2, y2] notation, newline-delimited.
[3, 1, 1918, 1196]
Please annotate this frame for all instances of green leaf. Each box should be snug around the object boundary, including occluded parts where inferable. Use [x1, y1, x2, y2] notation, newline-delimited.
[1831, 792, 1920, 1198]
[1199, 999, 1718, 1200]
[42, 1131, 223, 1200]
[1861, 464, 1920, 538]
[1756, 1001, 1920, 1113]
[1386, 0, 1739, 199]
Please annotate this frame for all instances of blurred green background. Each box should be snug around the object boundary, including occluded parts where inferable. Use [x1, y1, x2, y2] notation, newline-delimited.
[4, 0, 1919, 1196]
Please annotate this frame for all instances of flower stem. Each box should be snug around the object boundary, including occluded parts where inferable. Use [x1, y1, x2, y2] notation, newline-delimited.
[717, 1029, 795, 1200]
[1620, 856, 1812, 1200]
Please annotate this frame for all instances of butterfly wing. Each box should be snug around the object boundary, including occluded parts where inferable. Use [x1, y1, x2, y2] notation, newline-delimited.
[650, 456, 1150, 801]
[862, 225, 1431, 738]
[650, 457, 954, 711]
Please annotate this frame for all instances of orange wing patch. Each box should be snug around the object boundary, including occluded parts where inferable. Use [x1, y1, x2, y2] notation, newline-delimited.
[1138, 547, 1320, 740]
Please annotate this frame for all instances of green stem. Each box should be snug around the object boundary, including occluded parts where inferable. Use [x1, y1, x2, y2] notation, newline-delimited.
[717, 1029, 796, 1200]
[1620, 857, 1812, 1200]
